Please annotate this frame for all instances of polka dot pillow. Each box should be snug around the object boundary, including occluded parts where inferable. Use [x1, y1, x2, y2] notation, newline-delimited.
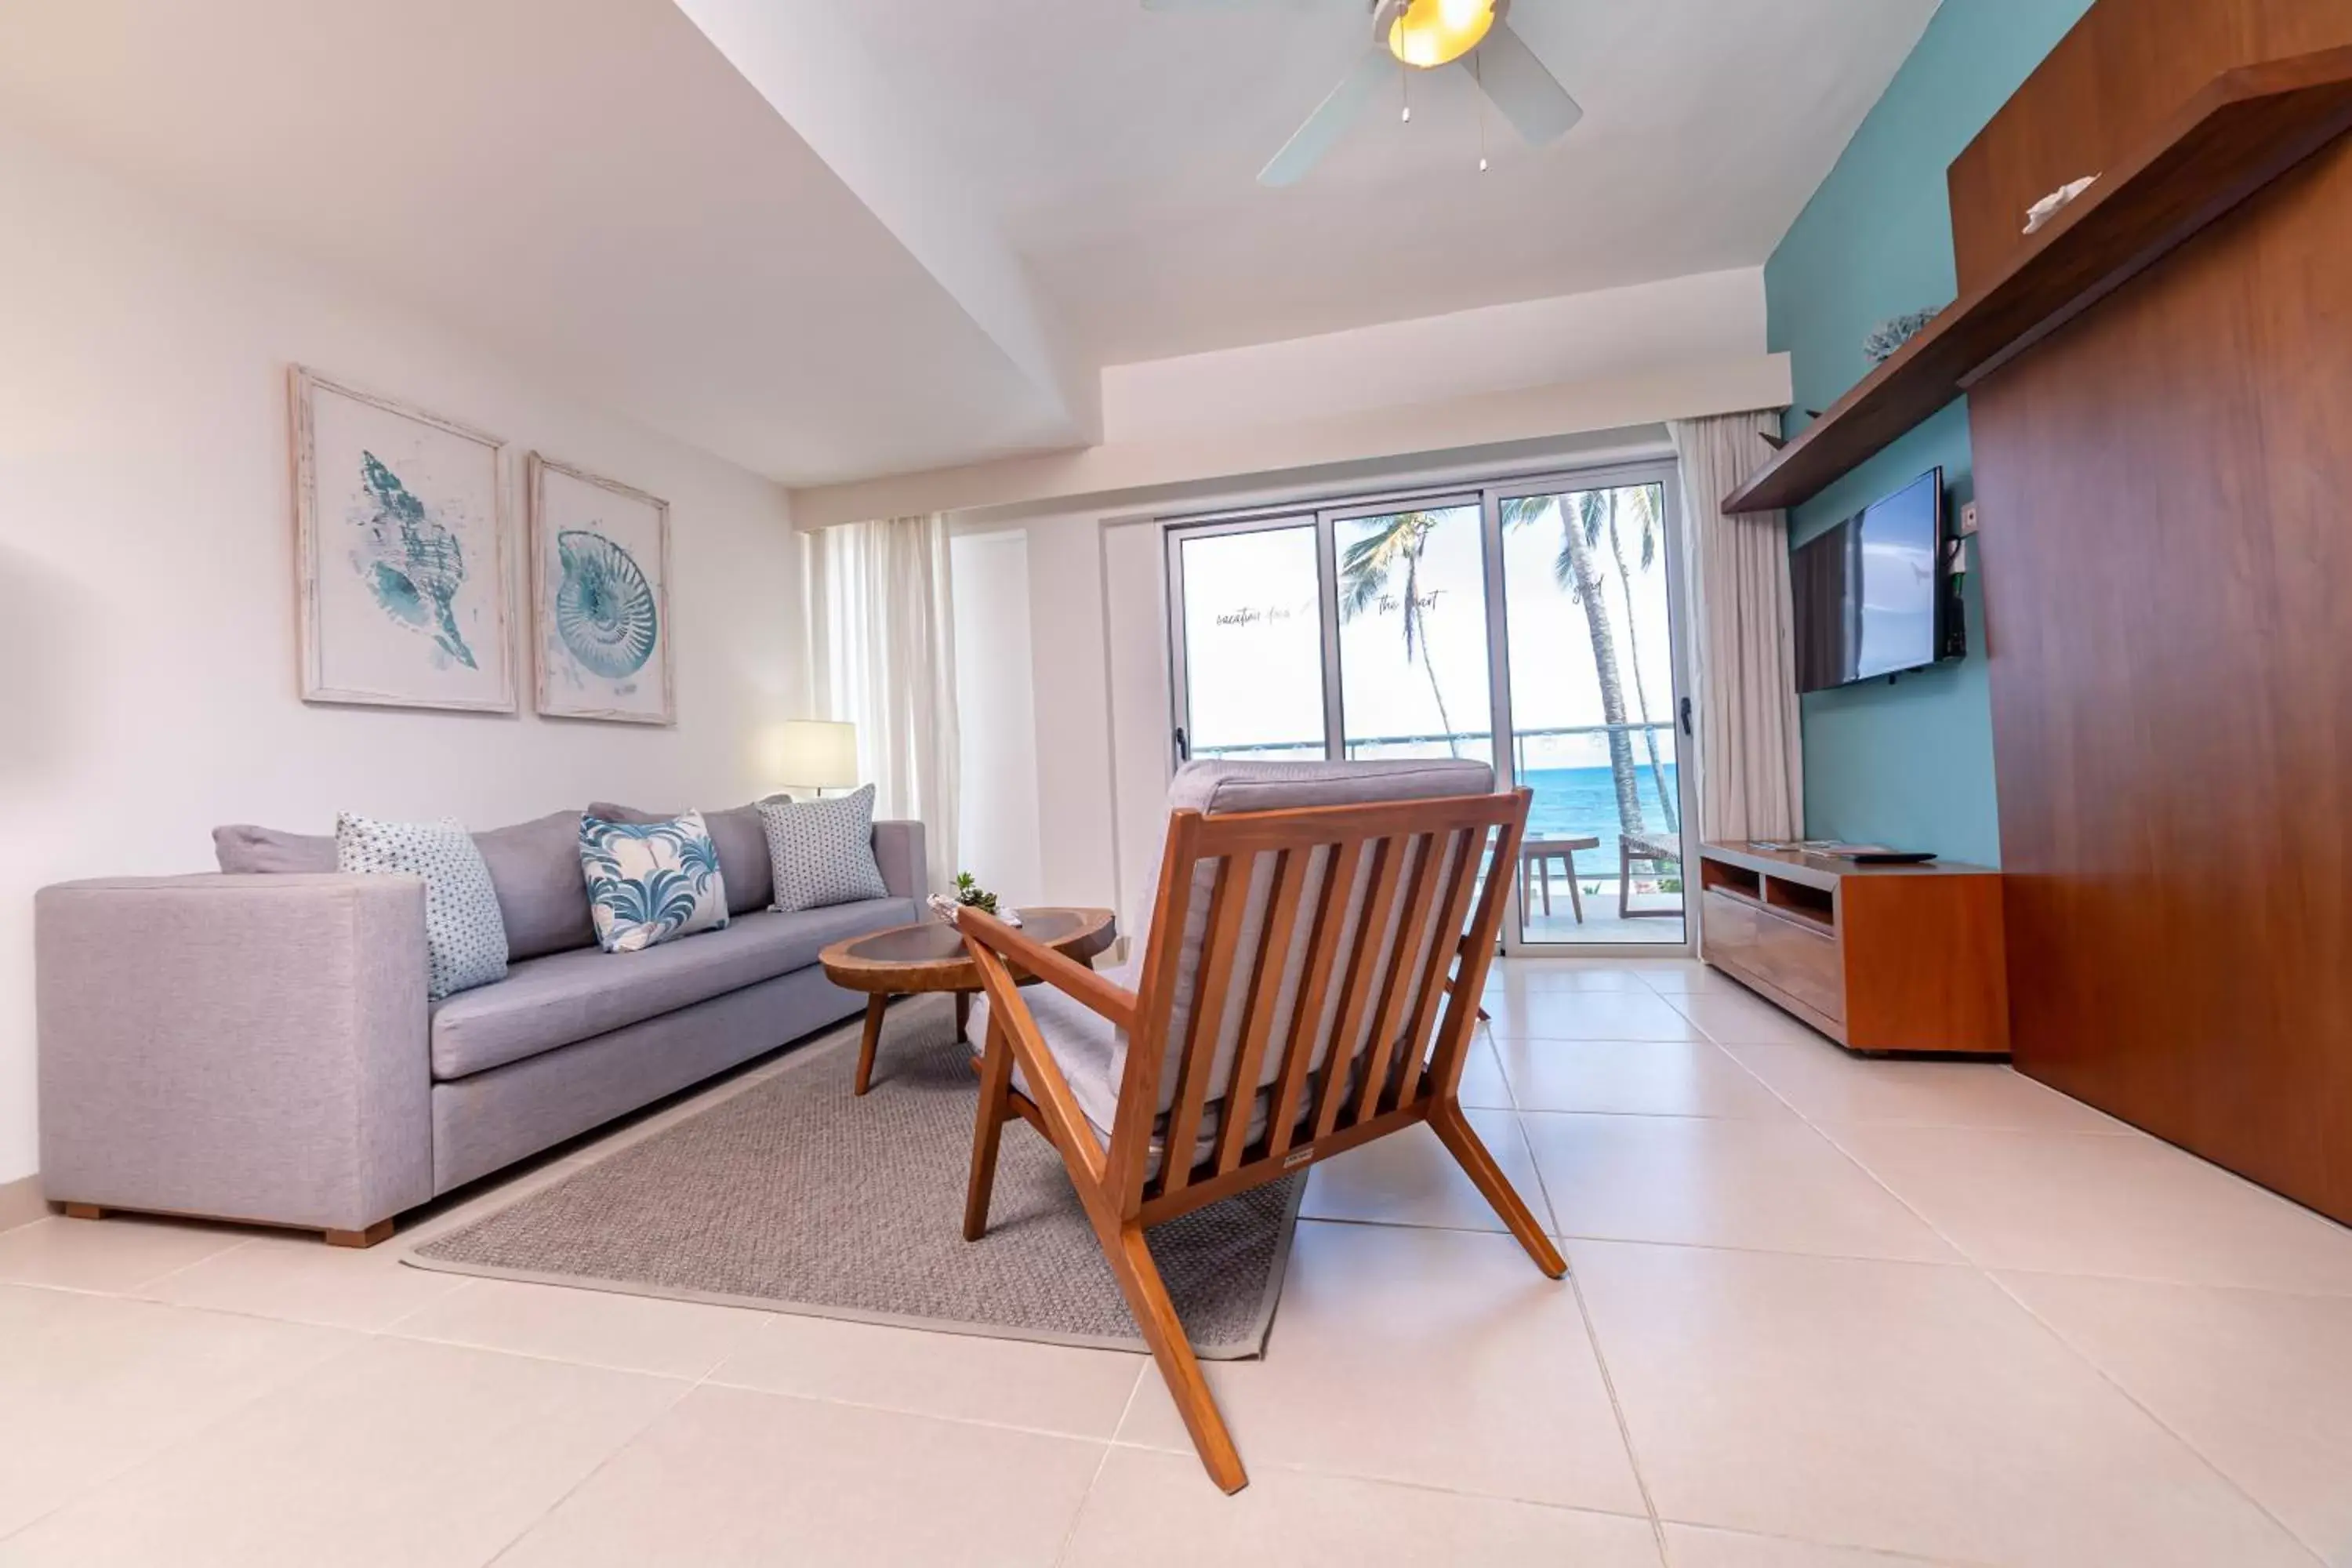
[758, 785, 888, 913]
[336, 812, 510, 1000]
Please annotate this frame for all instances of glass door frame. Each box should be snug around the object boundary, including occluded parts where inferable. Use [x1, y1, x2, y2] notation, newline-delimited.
[1482, 459, 1697, 957]
[1162, 463, 1699, 958]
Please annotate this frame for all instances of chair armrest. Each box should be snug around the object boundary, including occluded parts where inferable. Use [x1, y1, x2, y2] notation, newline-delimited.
[36, 873, 434, 1232]
[871, 820, 927, 903]
[955, 908, 1137, 1029]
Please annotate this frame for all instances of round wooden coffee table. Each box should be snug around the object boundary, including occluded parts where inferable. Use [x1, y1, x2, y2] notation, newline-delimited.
[818, 907, 1116, 1095]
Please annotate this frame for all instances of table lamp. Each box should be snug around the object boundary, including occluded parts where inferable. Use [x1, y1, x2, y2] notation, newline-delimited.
[769, 719, 859, 797]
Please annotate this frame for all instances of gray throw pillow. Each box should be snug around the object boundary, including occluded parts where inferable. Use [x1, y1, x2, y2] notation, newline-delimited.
[212, 824, 336, 874]
[590, 797, 785, 916]
[758, 786, 887, 913]
[336, 812, 509, 1000]
[473, 811, 598, 960]
[220, 812, 596, 961]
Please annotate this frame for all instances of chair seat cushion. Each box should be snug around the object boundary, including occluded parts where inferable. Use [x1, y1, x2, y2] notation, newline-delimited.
[971, 967, 1357, 1180]
[431, 897, 914, 1080]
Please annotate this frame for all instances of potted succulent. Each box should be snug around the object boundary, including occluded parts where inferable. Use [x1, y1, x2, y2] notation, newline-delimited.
[951, 872, 999, 916]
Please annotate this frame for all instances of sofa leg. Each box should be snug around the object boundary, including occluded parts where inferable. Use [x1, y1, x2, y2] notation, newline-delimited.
[63, 1202, 104, 1221]
[323, 1219, 395, 1249]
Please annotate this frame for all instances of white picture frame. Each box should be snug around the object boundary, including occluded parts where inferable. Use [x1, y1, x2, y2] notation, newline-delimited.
[528, 453, 675, 725]
[291, 366, 515, 712]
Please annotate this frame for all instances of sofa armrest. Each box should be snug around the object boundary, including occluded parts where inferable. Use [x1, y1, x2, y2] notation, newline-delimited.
[36, 873, 434, 1233]
[871, 820, 928, 904]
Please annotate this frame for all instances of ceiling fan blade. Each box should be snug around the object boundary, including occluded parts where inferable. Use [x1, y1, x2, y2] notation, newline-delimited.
[1470, 20, 1583, 146]
[1259, 46, 1392, 187]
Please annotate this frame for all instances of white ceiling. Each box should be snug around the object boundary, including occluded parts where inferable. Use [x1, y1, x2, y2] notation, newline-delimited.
[829, 0, 1940, 363]
[0, 0, 1084, 484]
[0, 0, 1936, 485]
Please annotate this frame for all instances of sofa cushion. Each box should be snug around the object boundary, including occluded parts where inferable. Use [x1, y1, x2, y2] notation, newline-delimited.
[219, 811, 596, 960]
[970, 962, 1359, 1181]
[590, 798, 782, 916]
[474, 811, 597, 960]
[760, 786, 888, 913]
[428, 897, 915, 1080]
[213, 824, 336, 873]
[336, 813, 509, 1001]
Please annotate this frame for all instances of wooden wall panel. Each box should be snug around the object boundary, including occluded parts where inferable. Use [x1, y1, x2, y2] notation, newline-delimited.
[1955, 0, 2352, 1223]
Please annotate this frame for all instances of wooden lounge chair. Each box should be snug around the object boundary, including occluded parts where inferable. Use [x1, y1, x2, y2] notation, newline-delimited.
[955, 760, 1564, 1494]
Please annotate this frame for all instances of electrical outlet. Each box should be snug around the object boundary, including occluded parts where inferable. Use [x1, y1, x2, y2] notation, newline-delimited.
[1958, 501, 1981, 536]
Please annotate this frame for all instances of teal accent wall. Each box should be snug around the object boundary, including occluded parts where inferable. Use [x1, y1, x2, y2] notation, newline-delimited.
[1764, 0, 2092, 867]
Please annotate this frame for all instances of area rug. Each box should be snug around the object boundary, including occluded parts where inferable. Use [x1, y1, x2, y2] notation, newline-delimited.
[401, 996, 1303, 1358]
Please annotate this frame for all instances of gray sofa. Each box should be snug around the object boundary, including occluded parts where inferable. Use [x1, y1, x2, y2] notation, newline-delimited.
[34, 808, 925, 1243]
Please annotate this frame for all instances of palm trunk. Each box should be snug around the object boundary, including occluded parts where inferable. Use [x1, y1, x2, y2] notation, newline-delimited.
[1603, 494, 1679, 836]
[1416, 601, 1461, 757]
[1559, 506, 1646, 836]
[1403, 548, 1460, 758]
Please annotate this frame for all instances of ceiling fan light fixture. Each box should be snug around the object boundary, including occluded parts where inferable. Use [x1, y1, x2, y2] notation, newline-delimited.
[1385, 0, 1497, 69]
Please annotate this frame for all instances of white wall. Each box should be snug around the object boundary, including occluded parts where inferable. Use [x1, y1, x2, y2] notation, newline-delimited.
[0, 123, 805, 1183]
[947, 528, 1044, 907]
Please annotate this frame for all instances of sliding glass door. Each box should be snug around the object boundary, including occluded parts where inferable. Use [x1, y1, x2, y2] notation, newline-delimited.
[1167, 465, 1696, 953]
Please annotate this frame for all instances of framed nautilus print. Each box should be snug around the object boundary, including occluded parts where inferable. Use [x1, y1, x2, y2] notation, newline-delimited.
[526, 454, 674, 725]
[291, 366, 516, 713]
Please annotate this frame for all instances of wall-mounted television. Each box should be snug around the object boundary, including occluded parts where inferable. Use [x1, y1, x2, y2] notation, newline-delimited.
[1791, 468, 1955, 693]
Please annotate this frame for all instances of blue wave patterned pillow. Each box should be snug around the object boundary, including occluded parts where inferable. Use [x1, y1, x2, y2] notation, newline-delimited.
[579, 810, 731, 953]
[336, 812, 509, 1001]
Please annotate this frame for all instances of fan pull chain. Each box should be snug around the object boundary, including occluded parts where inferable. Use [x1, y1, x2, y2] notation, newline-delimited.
[1400, 56, 1411, 122]
[1474, 49, 1489, 171]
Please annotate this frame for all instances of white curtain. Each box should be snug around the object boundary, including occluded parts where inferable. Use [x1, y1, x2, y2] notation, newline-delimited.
[808, 514, 961, 891]
[1668, 413, 1805, 844]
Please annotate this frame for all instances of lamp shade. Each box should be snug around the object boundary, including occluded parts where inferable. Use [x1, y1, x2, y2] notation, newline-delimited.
[768, 720, 859, 791]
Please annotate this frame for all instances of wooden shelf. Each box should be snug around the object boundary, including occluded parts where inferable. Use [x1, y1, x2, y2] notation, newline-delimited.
[1723, 44, 2352, 517]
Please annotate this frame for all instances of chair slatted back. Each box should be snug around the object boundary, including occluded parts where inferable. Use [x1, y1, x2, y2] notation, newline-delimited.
[1108, 787, 1530, 1217]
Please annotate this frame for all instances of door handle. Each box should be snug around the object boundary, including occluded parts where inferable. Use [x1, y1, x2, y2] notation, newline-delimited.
[1679, 697, 1693, 738]
[1173, 725, 1190, 764]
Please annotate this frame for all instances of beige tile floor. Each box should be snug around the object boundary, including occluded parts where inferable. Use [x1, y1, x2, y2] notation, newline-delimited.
[4, 958, 2351, 1566]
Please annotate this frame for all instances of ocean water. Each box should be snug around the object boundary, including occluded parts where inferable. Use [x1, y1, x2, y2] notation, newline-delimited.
[1520, 764, 1682, 884]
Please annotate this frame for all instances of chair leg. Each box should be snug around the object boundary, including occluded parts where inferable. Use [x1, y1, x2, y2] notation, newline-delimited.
[964, 1018, 1014, 1242]
[852, 994, 888, 1095]
[1102, 1219, 1248, 1494]
[1565, 851, 1584, 924]
[1428, 1101, 1566, 1279]
[1619, 846, 1632, 920]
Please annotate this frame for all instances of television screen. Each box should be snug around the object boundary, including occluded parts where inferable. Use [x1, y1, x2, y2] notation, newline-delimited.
[1791, 469, 1945, 693]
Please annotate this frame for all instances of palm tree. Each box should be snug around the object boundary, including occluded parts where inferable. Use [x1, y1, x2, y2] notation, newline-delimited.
[1501, 493, 1645, 837]
[1338, 511, 1460, 757]
[1602, 486, 1679, 836]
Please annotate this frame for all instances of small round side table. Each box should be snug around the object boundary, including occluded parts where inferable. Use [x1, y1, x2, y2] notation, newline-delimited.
[817, 906, 1116, 1094]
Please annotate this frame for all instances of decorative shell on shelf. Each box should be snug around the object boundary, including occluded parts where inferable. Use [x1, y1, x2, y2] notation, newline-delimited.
[1864, 307, 1944, 367]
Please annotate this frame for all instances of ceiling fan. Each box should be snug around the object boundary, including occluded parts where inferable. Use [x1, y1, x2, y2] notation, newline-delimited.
[1145, 0, 1583, 185]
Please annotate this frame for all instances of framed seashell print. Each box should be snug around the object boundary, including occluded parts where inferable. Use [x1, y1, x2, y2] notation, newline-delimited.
[291, 367, 516, 712]
[527, 454, 675, 724]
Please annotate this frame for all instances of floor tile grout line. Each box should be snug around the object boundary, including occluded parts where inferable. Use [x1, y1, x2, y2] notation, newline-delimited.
[479, 1364, 702, 1568]
[1657, 1516, 2009, 1568]
[1501, 1105, 1668, 1548]
[1973, 1269, 2333, 1568]
[0, 1299, 387, 1550]
[1102, 1436, 1672, 1521]
[1051, 1370, 1144, 1566]
[1725, 1054, 2334, 1562]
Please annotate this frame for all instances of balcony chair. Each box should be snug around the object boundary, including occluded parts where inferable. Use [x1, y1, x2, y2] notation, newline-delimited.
[955, 759, 1563, 1494]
